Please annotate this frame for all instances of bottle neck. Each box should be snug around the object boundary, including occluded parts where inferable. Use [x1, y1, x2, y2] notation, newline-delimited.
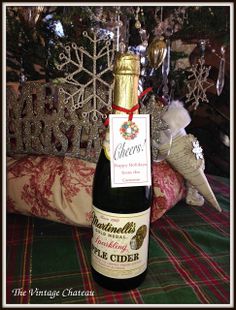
[112, 53, 140, 115]
[113, 74, 139, 115]
[103, 54, 140, 159]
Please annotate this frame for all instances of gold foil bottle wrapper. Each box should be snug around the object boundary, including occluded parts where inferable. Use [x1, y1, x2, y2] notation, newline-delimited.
[113, 53, 140, 76]
[113, 53, 140, 112]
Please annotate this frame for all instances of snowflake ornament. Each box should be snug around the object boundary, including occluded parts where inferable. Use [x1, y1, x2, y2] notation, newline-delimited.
[57, 31, 115, 122]
[192, 140, 203, 160]
[186, 57, 214, 110]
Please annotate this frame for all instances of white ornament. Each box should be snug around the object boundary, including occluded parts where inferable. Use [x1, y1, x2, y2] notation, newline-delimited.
[186, 181, 205, 207]
[57, 31, 115, 122]
[192, 140, 203, 160]
[186, 57, 214, 110]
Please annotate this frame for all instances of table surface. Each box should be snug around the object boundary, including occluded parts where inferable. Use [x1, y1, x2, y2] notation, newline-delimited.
[6, 175, 230, 305]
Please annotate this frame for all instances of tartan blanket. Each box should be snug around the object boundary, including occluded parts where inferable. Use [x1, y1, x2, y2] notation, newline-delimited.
[6, 175, 230, 305]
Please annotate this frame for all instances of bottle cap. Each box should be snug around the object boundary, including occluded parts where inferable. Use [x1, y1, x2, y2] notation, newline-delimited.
[113, 53, 140, 76]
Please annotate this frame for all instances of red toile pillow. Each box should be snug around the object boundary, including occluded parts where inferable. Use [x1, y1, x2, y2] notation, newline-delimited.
[7, 155, 186, 225]
[151, 161, 186, 222]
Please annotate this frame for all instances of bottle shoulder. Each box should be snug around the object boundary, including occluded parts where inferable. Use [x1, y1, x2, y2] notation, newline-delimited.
[93, 149, 152, 214]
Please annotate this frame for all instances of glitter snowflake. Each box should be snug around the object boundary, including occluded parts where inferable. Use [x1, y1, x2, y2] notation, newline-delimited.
[57, 31, 115, 122]
[186, 57, 214, 110]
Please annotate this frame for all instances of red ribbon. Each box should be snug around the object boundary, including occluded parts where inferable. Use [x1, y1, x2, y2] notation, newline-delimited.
[103, 117, 110, 127]
[103, 87, 153, 127]
[111, 103, 140, 121]
[138, 87, 153, 99]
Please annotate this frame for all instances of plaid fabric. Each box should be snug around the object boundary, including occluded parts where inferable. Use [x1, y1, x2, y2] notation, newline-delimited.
[6, 175, 230, 305]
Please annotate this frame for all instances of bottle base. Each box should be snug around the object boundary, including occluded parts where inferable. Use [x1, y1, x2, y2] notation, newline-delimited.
[91, 267, 147, 291]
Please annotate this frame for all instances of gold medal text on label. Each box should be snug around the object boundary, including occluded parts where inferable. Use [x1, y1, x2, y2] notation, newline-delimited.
[91, 206, 150, 279]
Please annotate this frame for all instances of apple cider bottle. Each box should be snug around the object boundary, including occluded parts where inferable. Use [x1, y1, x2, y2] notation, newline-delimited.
[91, 53, 152, 291]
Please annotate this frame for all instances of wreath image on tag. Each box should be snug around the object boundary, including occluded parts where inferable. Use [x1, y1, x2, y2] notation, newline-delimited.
[120, 120, 139, 140]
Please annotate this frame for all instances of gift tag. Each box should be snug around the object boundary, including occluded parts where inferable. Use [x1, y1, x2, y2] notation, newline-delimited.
[109, 114, 151, 188]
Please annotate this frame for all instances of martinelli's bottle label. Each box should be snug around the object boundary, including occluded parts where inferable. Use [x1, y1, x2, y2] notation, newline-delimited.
[91, 206, 150, 279]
